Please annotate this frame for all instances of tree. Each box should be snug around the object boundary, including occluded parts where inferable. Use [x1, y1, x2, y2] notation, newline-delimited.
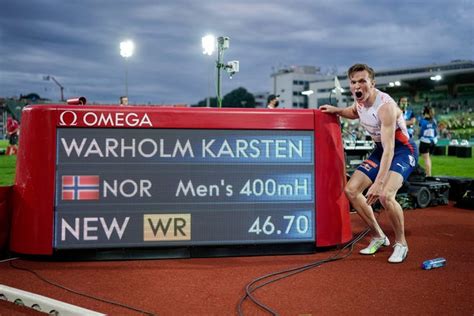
[222, 87, 256, 108]
[194, 87, 256, 108]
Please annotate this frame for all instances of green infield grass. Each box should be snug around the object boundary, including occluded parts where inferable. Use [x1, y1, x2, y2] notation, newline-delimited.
[419, 153, 473, 178]
[0, 140, 16, 186]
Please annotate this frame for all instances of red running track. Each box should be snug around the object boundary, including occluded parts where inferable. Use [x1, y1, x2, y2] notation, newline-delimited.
[0, 204, 473, 315]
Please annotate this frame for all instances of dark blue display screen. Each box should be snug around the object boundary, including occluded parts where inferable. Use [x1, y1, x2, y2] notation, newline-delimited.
[54, 129, 315, 249]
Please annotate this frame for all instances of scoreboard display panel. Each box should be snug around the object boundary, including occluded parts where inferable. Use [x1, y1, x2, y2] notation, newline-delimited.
[10, 106, 352, 256]
[55, 128, 315, 248]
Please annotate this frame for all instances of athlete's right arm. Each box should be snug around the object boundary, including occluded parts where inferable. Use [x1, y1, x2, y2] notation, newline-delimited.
[319, 103, 359, 119]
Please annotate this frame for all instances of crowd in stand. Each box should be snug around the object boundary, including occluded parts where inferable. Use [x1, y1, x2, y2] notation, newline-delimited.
[342, 97, 474, 144]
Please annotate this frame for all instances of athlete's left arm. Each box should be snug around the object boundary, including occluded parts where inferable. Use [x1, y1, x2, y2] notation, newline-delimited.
[365, 102, 397, 205]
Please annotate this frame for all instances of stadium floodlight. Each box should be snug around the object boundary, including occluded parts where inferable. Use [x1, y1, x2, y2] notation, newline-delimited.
[120, 40, 135, 58]
[202, 35, 216, 56]
[119, 40, 135, 103]
[430, 75, 442, 81]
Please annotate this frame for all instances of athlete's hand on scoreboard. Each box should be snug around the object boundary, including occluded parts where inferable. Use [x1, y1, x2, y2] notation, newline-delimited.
[319, 104, 338, 114]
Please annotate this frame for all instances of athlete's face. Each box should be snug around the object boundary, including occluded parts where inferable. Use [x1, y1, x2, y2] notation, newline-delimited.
[349, 70, 375, 103]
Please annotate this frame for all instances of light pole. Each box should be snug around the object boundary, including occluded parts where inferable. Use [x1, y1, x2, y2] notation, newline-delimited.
[43, 75, 64, 101]
[202, 35, 237, 108]
[120, 40, 134, 103]
[302, 89, 314, 108]
[216, 36, 229, 108]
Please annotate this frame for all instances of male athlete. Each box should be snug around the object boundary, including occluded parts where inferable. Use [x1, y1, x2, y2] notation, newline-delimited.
[320, 64, 418, 263]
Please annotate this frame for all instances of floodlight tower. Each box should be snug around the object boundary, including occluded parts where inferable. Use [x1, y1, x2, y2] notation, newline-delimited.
[202, 35, 239, 108]
[120, 40, 135, 101]
[202, 35, 216, 107]
[216, 36, 229, 108]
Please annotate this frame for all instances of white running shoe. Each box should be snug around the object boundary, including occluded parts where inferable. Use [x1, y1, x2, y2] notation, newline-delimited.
[359, 236, 390, 255]
[388, 243, 408, 263]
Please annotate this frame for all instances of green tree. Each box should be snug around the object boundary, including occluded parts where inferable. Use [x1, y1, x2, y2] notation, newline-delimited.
[195, 87, 256, 108]
[222, 87, 256, 108]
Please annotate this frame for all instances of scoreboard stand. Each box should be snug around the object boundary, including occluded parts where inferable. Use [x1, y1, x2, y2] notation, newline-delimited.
[10, 105, 352, 259]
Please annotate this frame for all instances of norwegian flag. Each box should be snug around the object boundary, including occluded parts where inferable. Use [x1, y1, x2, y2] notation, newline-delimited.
[62, 175, 100, 200]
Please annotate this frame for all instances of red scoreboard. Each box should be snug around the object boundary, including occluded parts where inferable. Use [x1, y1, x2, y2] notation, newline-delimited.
[10, 105, 352, 257]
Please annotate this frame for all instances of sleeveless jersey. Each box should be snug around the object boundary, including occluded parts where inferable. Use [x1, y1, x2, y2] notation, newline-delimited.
[355, 89, 409, 144]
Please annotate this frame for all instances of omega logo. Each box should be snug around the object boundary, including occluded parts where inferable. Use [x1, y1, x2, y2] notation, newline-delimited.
[59, 111, 153, 127]
[59, 111, 78, 126]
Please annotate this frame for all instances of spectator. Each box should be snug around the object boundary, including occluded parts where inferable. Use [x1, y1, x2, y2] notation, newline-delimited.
[6, 117, 20, 155]
[120, 96, 129, 106]
[267, 94, 279, 109]
[438, 121, 451, 139]
[399, 97, 416, 138]
[418, 106, 438, 176]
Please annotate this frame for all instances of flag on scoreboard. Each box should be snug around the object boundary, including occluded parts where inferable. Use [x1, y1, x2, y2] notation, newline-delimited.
[62, 175, 100, 200]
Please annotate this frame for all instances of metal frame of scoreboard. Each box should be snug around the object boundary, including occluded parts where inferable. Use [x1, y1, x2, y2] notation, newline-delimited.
[10, 105, 352, 258]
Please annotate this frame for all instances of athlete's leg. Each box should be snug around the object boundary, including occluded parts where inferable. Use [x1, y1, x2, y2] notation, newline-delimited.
[345, 170, 386, 238]
[379, 171, 406, 245]
[422, 152, 431, 176]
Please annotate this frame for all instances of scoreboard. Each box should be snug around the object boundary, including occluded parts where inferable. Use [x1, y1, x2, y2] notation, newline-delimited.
[10, 106, 352, 256]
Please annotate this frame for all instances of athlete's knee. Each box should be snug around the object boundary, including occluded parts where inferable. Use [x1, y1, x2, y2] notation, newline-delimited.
[379, 190, 397, 209]
[344, 183, 360, 201]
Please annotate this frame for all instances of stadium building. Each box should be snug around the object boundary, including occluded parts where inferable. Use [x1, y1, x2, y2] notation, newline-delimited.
[270, 60, 474, 112]
[269, 65, 325, 109]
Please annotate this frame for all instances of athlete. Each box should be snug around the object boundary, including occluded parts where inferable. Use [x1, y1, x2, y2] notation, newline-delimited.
[320, 64, 418, 263]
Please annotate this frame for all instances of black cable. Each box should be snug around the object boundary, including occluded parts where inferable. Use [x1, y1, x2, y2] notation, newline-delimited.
[247, 230, 367, 315]
[237, 227, 370, 315]
[246, 228, 368, 296]
[8, 260, 156, 316]
[238, 229, 368, 315]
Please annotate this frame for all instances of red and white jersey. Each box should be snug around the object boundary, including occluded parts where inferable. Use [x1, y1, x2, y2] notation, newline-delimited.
[7, 117, 19, 134]
[355, 89, 409, 143]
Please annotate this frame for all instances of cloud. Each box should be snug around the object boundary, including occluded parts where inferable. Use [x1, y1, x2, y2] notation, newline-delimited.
[0, 0, 472, 104]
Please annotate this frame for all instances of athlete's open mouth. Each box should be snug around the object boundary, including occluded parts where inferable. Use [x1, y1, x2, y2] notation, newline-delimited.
[355, 91, 363, 99]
